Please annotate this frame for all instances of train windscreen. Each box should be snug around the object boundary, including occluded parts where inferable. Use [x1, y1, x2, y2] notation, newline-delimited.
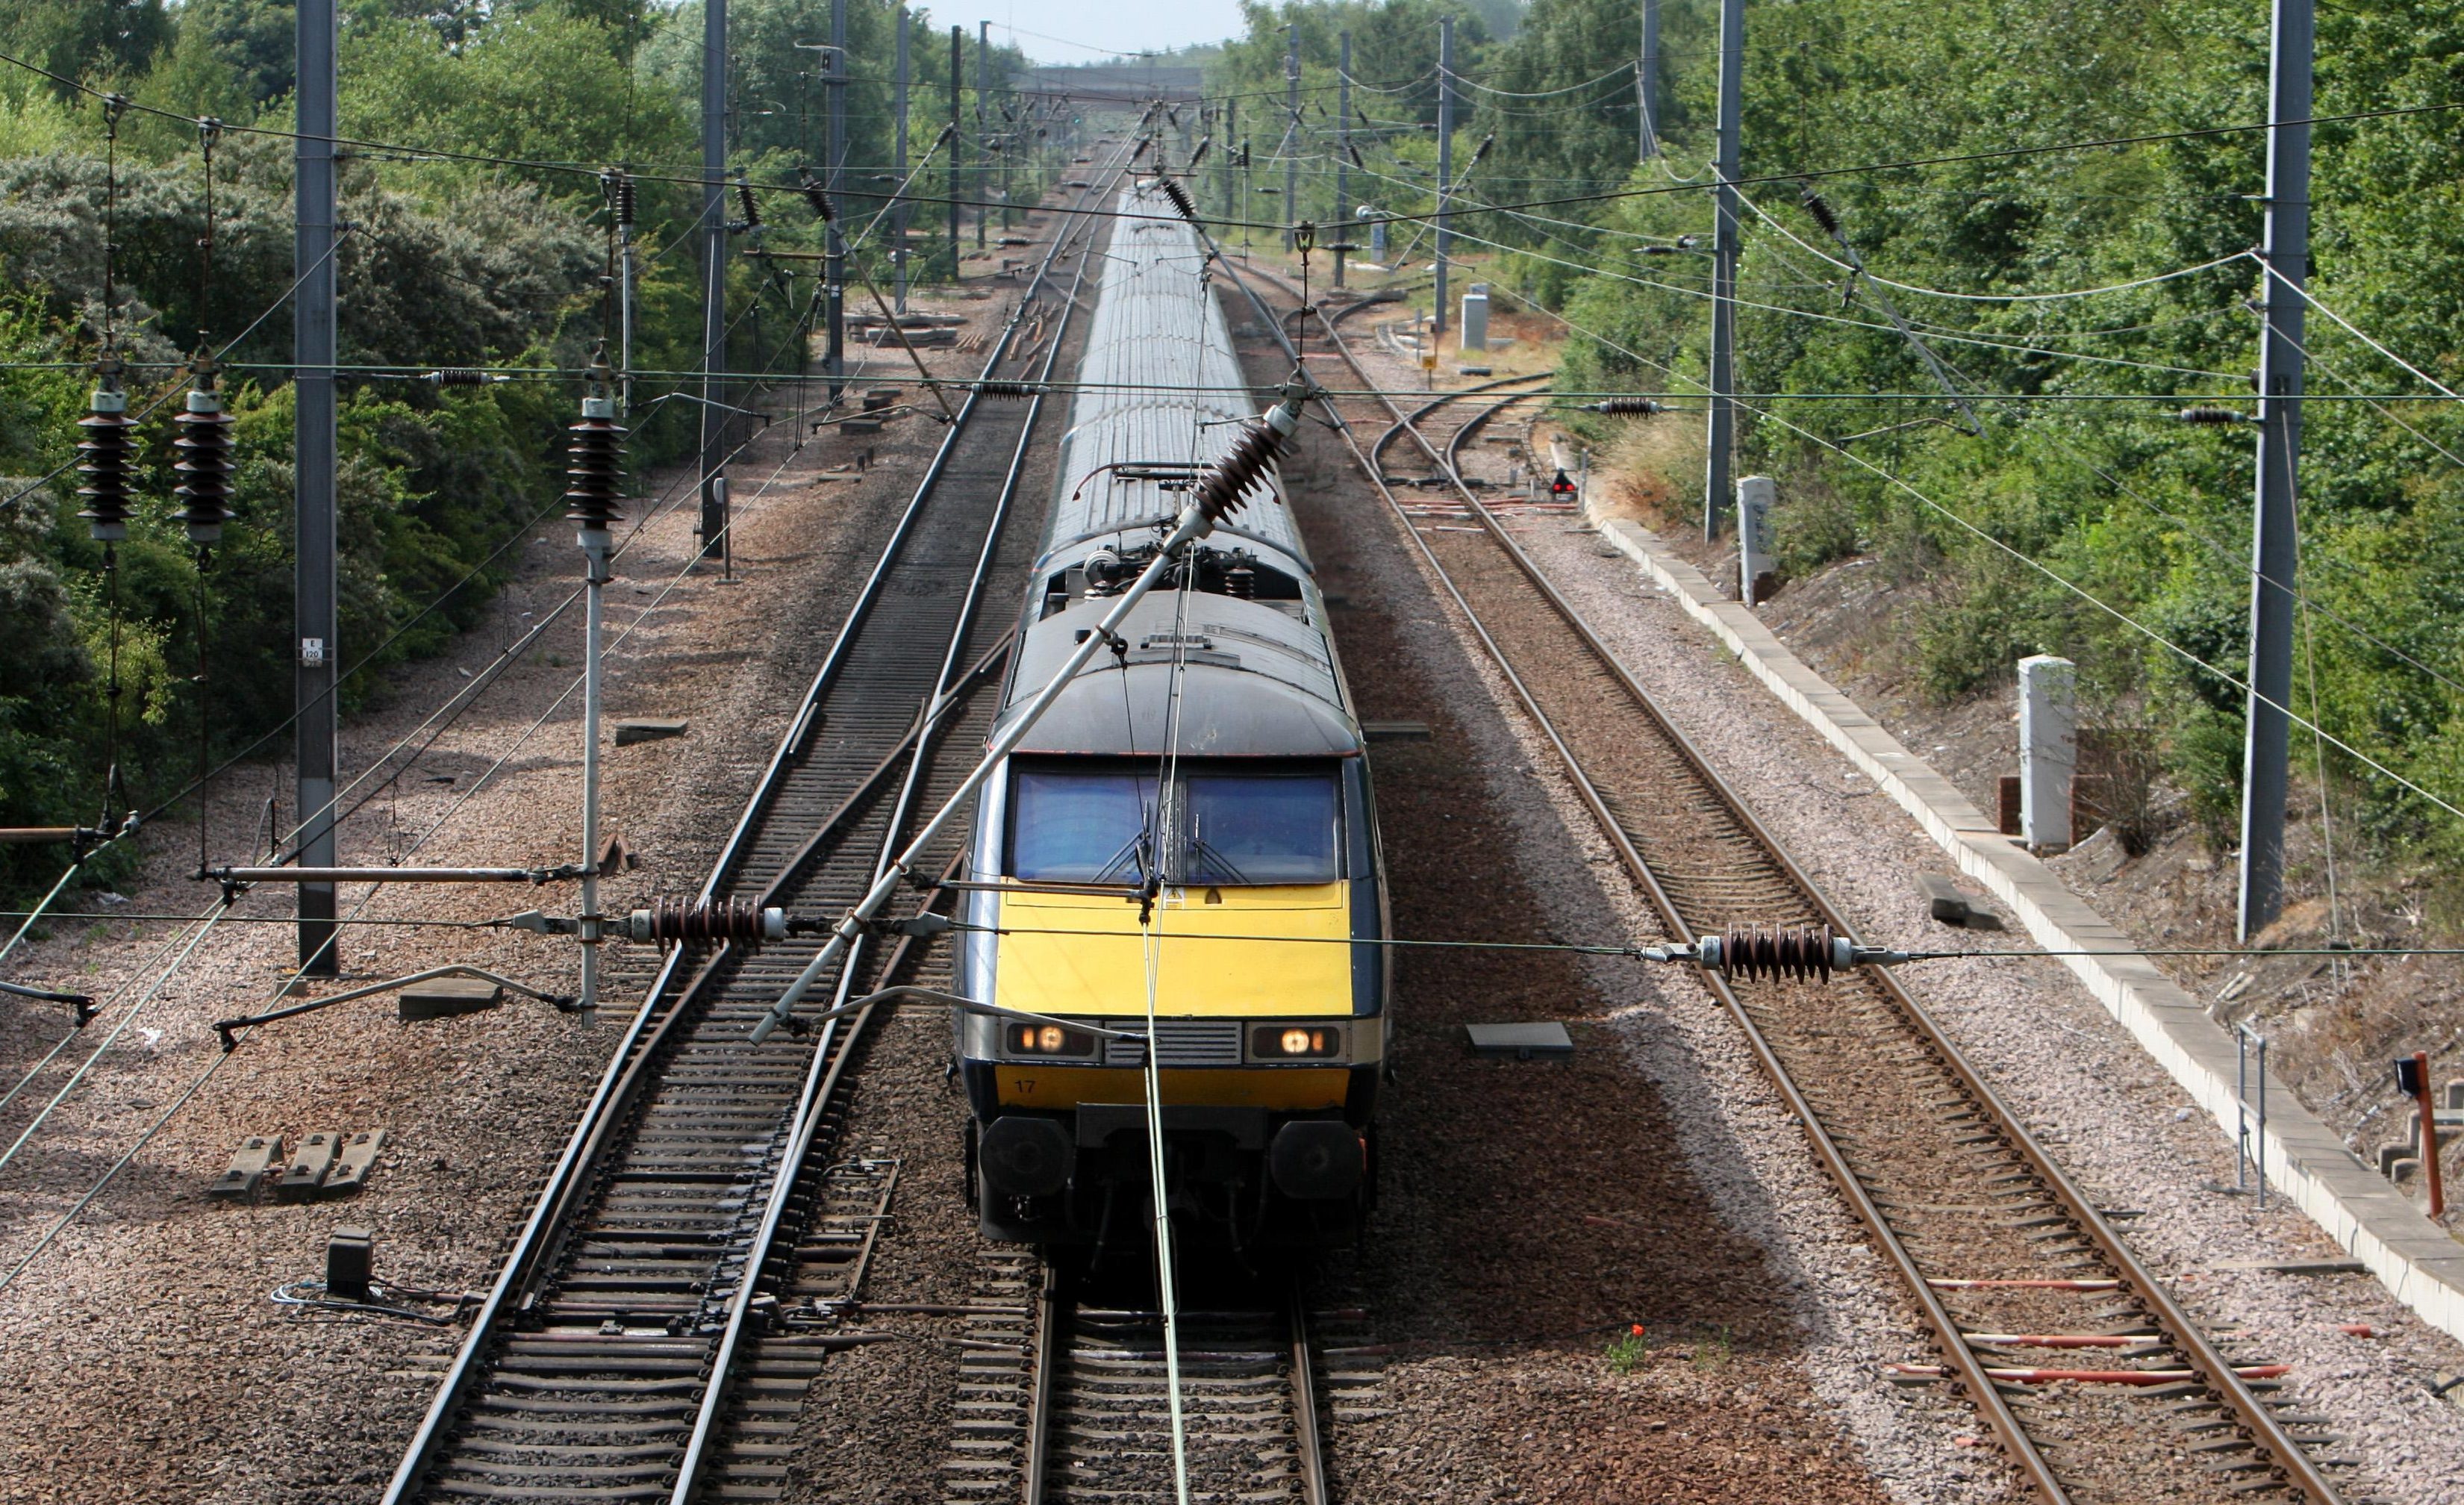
[1006, 764, 1341, 886]
[1008, 769, 1159, 882]
[1180, 773, 1340, 884]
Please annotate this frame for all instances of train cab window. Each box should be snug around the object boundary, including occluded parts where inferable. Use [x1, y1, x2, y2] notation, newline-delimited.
[1179, 771, 1340, 885]
[1009, 769, 1159, 882]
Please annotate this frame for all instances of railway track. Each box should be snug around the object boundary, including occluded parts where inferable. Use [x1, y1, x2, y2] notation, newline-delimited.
[1226, 264, 2361, 1505]
[381, 139, 1143, 1505]
[943, 1259, 1334, 1505]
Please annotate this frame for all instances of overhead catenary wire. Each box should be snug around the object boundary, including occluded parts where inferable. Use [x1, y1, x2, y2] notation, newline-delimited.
[6, 46, 2456, 242]
[0, 363, 846, 1296]
[1486, 280, 2464, 829]
[1712, 182, 2464, 710]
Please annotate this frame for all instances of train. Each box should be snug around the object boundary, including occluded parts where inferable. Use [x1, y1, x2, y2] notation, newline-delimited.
[952, 183, 1390, 1253]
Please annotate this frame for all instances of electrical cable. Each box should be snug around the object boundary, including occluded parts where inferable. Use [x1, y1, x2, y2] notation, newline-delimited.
[1731, 185, 2256, 305]
[1711, 189, 2464, 708]
[12, 46, 2448, 241]
[1417, 192, 2250, 381]
[1492, 281, 2464, 828]
[2259, 261, 2463, 402]
[2, 223, 361, 516]
[1441, 60, 1641, 100]
[0, 391, 837, 1294]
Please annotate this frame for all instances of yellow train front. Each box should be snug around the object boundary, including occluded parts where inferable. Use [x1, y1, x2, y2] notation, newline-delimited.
[953, 187, 1388, 1251]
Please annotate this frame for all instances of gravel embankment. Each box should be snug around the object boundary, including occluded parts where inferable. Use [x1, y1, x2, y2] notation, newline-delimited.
[0, 291, 1010, 1504]
[1515, 518, 2464, 1504]
[1251, 318, 2011, 1505]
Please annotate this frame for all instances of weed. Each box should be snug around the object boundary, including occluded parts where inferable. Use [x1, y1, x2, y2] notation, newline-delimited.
[1691, 1325, 1734, 1371]
[1605, 1324, 1649, 1374]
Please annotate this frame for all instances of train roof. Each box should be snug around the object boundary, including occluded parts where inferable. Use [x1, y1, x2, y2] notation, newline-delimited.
[1038, 187, 1311, 578]
[997, 184, 1356, 759]
[1002, 592, 1356, 758]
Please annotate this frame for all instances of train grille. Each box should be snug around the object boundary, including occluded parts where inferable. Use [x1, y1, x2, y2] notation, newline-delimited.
[1102, 1020, 1243, 1068]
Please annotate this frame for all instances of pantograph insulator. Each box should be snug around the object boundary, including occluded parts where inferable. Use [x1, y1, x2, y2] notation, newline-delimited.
[1157, 175, 1198, 223]
[1584, 397, 1666, 416]
[75, 365, 137, 544]
[564, 352, 627, 530]
[625, 895, 787, 947]
[169, 361, 235, 548]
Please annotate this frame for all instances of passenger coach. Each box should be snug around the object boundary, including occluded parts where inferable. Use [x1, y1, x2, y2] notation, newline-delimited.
[953, 185, 1389, 1251]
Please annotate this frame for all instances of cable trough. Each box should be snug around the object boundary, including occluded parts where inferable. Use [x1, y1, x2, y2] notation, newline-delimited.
[382, 144, 1138, 1505]
[1231, 261, 2354, 1505]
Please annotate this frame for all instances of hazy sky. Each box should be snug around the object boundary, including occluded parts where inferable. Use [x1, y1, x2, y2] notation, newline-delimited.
[978, 0, 1250, 62]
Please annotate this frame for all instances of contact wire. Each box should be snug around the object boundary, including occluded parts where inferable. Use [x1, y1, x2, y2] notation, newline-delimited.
[1144, 473, 1199, 1505]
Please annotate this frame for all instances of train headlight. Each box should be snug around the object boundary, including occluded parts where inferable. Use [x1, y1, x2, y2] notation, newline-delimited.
[1249, 1024, 1343, 1060]
[1003, 1022, 1099, 1059]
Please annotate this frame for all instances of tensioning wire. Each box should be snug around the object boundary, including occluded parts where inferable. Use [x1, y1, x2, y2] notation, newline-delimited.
[0, 910, 509, 929]
[939, 920, 2464, 967]
[183, 365, 2459, 404]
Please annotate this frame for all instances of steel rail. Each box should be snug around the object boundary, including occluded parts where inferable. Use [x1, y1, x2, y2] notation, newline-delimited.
[380, 146, 1140, 1505]
[1015, 1277, 1331, 1505]
[1365, 368, 1553, 476]
[1282, 292, 2079, 1495]
[1441, 389, 1556, 484]
[501, 637, 1014, 1335]
[1022, 1270, 1062, 1505]
[662, 149, 1125, 1504]
[1359, 364, 2342, 1504]
[1287, 1283, 1330, 1505]
[1232, 259, 2343, 1505]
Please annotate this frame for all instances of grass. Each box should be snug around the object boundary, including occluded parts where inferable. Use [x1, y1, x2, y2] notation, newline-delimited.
[1597, 414, 1706, 530]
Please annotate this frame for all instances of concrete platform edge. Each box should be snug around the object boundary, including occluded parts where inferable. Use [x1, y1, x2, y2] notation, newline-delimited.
[1588, 510, 2464, 1345]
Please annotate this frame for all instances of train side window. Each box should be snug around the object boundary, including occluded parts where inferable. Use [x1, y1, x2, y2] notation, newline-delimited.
[1180, 771, 1341, 885]
[1010, 769, 1159, 882]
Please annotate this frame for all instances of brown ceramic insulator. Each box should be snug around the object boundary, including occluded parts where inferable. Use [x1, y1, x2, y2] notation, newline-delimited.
[1719, 922, 1835, 984]
[1189, 413, 1290, 526]
[75, 389, 139, 540]
[170, 384, 236, 545]
[563, 404, 627, 529]
[637, 894, 770, 945]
